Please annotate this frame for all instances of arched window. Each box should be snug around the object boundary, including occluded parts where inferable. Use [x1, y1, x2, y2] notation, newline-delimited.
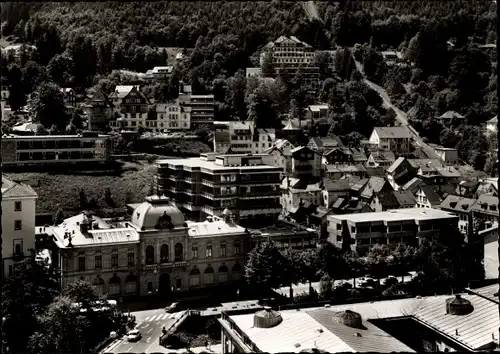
[189, 267, 201, 288]
[204, 265, 215, 285]
[232, 262, 242, 281]
[218, 264, 229, 283]
[174, 243, 183, 262]
[145, 245, 155, 265]
[160, 244, 169, 263]
[109, 275, 121, 296]
[125, 273, 137, 294]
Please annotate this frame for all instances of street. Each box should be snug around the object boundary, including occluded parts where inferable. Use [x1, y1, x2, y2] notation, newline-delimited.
[108, 310, 186, 353]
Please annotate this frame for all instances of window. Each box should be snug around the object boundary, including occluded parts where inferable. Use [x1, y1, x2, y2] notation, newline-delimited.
[234, 243, 240, 255]
[13, 239, 23, 256]
[192, 246, 198, 259]
[111, 250, 118, 267]
[206, 245, 212, 258]
[95, 254, 102, 269]
[220, 244, 226, 257]
[78, 255, 86, 271]
[128, 251, 135, 266]
[14, 201, 22, 211]
[14, 220, 22, 231]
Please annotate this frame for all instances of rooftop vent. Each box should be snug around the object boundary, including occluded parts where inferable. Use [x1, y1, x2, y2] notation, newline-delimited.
[333, 310, 364, 329]
[461, 204, 469, 210]
[253, 306, 283, 329]
[449, 202, 457, 208]
[446, 294, 474, 316]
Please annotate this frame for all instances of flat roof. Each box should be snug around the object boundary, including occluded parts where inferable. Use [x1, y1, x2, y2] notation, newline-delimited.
[186, 219, 246, 238]
[156, 157, 282, 171]
[327, 208, 457, 223]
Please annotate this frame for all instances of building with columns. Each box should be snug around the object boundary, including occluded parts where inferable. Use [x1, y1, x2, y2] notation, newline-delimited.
[49, 195, 249, 297]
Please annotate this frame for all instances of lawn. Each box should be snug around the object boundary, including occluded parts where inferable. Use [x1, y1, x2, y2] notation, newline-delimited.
[5, 161, 157, 215]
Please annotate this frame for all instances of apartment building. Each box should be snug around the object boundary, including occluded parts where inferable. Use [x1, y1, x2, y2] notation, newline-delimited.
[82, 89, 113, 131]
[327, 208, 458, 254]
[280, 177, 322, 214]
[50, 196, 249, 296]
[156, 101, 191, 131]
[178, 82, 215, 126]
[2, 176, 38, 278]
[368, 127, 411, 155]
[290, 146, 323, 180]
[263, 139, 295, 175]
[155, 154, 283, 222]
[471, 194, 499, 228]
[214, 122, 275, 154]
[1, 133, 112, 167]
[109, 85, 150, 132]
[260, 36, 320, 86]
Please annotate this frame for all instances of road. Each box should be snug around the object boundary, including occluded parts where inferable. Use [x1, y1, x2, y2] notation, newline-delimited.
[302, 1, 321, 22]
[352, 56, 441, 161]
[108, 310, 186, 353]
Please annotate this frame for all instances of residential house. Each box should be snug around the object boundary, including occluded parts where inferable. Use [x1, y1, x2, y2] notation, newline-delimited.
[109, 86, 150, 132]
[482, 223, 499, 279]
[436, 111, 466, 125]
[1, 79, 10, 121]
[60, 88, 76, 107]
[150, 66, 174, 80]
[414, 184, 442, 209]
[321, 178, 351, 208]
[456, 180, 480, 198]
[371, 189, 416, 212]
[349, 178, 369, 197]
[1, 44, 37, 63]
[307, 136, 344, 154]
[263, 139, 295, 174]
[368, 127, 411, 155]
[323, 147, 354, 165]
[280, 177, 322, 215]
[245, 68, 262, 78]
[366, 151, 396, 168]
[331, 197, 372, 215]
[2, 176, 38, 278]
[326, 164, 367, 180]
[214, 122, 275, 155]
[359, 176, 394, 203]
[439, 195, 477, 236]
[351, 148, 368, 164]
[381, 51, 405, 66]
[305, 104, 329, 121]
[407, 159, 443, 177]
[290, 146, 322, 180]
[156, 100, 191, 131]
[402, 177, 424, 195]
[471, 195, 499, 229]
[108, 85, 136, 114]
[429, 144, 459, 165]
[386, 157, 419, 190]
[475, 179, 498, 197]
[82, 89, 113, 132]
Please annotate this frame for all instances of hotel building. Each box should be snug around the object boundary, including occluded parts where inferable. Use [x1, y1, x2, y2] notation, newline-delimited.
[155, 154, 283, 222]
[1, 133, 112, 167]
[327, 208, 458, 254]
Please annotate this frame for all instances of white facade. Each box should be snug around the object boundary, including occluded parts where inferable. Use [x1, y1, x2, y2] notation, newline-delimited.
[156, 102, 191, 130]
[260, 36, 316, 67]
[2, 177, 38, 278]
[368, 127, 411, 155]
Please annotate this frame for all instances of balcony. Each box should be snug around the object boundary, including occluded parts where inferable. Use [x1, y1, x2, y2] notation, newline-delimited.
[143, 264, 158, 271]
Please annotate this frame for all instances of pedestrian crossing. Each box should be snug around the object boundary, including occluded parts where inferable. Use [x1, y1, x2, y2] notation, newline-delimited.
[143, 311, 185, 322]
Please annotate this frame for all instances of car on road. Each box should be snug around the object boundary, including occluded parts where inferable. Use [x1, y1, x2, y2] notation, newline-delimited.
[165, 302, 180, 313]
[127, 329, 142, 342]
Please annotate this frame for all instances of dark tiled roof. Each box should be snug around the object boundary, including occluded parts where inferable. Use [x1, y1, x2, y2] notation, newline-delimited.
[365, 167, 386, 177]
[322, 178, 350, 192]
[440, 195, 477, 213]
[419, 184, 442, 205]
[392, 189, 417, 206]
[402, 177, 424, 194]
[387, 157, 406, 173]
[360, 177, 390, 199]
[375, 191, 400, 208]
[374, 126, 411, 139]
[370, 151, 396, 162]
[471, 195, 499, 214]
[307, 309, 415, 353]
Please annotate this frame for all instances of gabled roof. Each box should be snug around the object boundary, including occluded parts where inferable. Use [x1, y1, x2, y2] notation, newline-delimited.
[361, 177, 391, 200]
[418, 184, 442, 205]
[2, 176, 38, 199]
[408, 159, 443, 172]
[351, 178, 369, 192]
[109, 85, 136, 99]
[322, 178, 350, 192]
[291, 146, 317, 155]
[471, 194, 499, 214]
[369, 151, 396, 162]
[308, 104, 329, 112]
[487, 116, 498, 123]
[374, 190, 400, 208]
[392, 189, 417, 206]
[351, 148, 367, 162]
[438, 110, 465, 119]
[89, 88, 112, 106]
[365, 167, 386, 178]
[373, 126, 411, 139]
[283, 120, 300, 130]
[309, 136, 343, 149]
[387, 157, 406, 174]
[151, 66, 173, 74]
[440, 195, 477, 213]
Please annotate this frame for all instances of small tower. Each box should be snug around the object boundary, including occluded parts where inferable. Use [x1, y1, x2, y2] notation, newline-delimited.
[222, 208, 233, 223]
[80, 212, 91, 234]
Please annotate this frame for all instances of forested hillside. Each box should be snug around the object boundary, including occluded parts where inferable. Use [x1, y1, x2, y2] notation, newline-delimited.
[1, 1, 497, 169]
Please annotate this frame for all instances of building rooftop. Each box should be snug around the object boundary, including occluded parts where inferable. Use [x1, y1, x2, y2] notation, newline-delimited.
[440, 195, 477, 213]
[471, 194, 499, 214]
[186, 217, 246, 238]
[156, 157, 282, 171]
[151, 66, 173, 74]
[130, 195, 186, 231]
[373, 126, 411, 139]
[438, 110, 465, 119]
[308, 104, 329, 112]
[248, 221, 312, 237]
[418, 184, 443, 205]
[327, 208, 457, 223]
[386, 157, 406, 174]
[1, 176, 38, 199]
[392, 189, 417, 206]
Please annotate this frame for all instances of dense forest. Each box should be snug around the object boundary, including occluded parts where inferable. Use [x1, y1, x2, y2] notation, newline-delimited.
[1, 1, 497, 169]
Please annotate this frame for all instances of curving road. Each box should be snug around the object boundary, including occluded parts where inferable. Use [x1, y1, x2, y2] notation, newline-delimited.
[302, 1, 322, 22]
[352, 57, 441, 160]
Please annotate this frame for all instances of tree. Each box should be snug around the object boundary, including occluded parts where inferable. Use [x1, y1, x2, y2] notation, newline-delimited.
[298, 248, 319, 295]
[54, 208, 65, 225]
[244, 240, 284, 294]
[390, 243, 417, 282]
[366, 244, 392, 285]
[343, 251, 366, 288]
[30, 82, 69, 130]
[62, 280, 98, 308]
[22, 60, 45, 95]
[7, 63, 26, 111]
[279, 247, 302, 300]
[314, 51, 333, 80]
[319, 274, 333, 300]
[47, 52, 75, 87]
[225, 69, 247, 120]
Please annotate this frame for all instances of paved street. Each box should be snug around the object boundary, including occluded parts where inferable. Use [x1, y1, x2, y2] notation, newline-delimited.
[107, 311, 186, 353]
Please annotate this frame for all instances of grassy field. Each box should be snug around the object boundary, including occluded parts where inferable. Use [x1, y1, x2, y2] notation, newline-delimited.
[5, 161, 157, 215]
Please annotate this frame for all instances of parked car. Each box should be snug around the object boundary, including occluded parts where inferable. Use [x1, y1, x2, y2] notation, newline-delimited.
[127, 329, 142, 342]
[165, 302, 180, 313]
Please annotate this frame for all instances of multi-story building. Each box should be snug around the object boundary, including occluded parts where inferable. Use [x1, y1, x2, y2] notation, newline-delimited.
[1, 79, 10, 121]
[108, 85, 136, 112]
[2, 176, 38, 278]
[60, 88, 76, 107]
[368, 127, 411, 155]
[1, 133, 112, 167]
[439, 195, 476, 236]
[430, 144, 459, 165]
[263, 139, 295, 175]
[307, 136, 344, 154]
[1, 44, 37, 63]
[247, 220, 319, 250]
[280, 177, 322, 214]
[214, 122, 276, 155]
[82, 89, 114, 132]
[109, 85, 150, 132]
[260, 36, 320, 86]
[149, 66, 174, 80]
[305, 104, 329, 121]
[327, 208, 458, 254]
[50, 196, 249, 297]
[155, 154, 283, 223]
[290, 146, 323, 180]
[178, 82, 215, 126]
[156, 101, 191, 131]
[414, 184, 442, 209]
[482, 223, 499, 279]
[471, 194, 499, 229]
